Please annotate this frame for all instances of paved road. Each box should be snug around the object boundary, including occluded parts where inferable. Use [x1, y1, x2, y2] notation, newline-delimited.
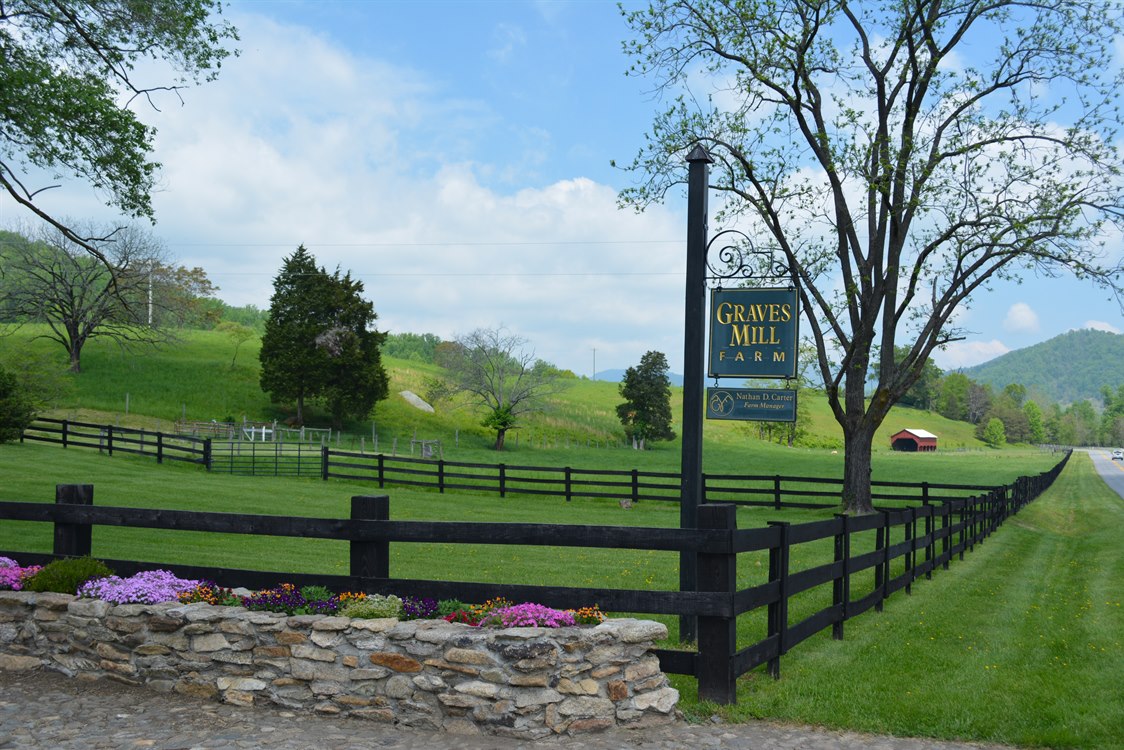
[1086, 447, 1124, 500]
[0, 668, 1017, 750]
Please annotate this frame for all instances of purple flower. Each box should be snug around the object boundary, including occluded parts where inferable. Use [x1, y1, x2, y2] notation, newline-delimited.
[77, 570, 200, 604]
[401, 596, 439, 620]
[0, 562, 42, 592]
[483, 603, 576, 629]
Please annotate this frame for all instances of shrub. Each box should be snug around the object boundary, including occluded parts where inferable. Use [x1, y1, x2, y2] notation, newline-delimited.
[437, 598, 465, 618]
[299, 584, 335, 602]
[339, 594, 402, 619]
[24, 557, 114, 595]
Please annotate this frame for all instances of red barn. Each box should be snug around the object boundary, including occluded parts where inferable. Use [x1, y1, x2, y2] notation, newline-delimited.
[890, 428, 938, 452]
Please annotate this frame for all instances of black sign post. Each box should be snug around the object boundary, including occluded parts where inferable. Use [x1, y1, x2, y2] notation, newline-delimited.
[678, 144, 712, 644]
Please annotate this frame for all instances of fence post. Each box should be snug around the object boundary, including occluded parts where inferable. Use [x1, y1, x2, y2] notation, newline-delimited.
[349, 495, 390, 584]
[203, 438, 213, 471]
[767, 521, 791, 679]
[632, 469, 640, 505]
[697, 503, 738, 704]
[564, 467, 572, 503]
[773, 475, 782, 510]
[832, 514, 850, 640]
[921, 481, 929, 505]
[321, 446, 330, 481]
[941, 502, 951, 570]
[62, 420, 69, 449]
[904, 507, 915, 595]
[499, 464, 506, 498]
[874, 511, 889, 612]
[156, 432, 164, 464]
[106, 425, 114, 456]
[922, 499, 933, 580]
[54, 484, 93, 558]
[438, 459, 445, 493]
[377, 454, 385, 488]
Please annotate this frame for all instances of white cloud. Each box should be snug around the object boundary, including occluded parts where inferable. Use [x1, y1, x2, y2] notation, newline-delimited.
[1082, 320, 1122, 334]
[933, 339, 1010, 369]
[1003, 302, 1039, 333]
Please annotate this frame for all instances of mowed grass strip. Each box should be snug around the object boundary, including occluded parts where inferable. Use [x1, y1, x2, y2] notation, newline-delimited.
[3, 442, 1115, 748]
[699, 451, 1123, 750]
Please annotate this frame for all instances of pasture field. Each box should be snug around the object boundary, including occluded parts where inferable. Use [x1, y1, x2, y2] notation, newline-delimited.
[1, 324, 990, 461]
[2, 442, 1116, 747]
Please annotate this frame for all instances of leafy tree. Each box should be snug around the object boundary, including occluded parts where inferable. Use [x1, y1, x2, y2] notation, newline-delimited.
[216, 321, 254, 369]
[617, 350, 676, 450]
[0, 0, 238, 261]
[982, 418, 1007, 449]
[1003, 384, 1028, 408]
[383, 332, 443, 363]
[897, 348, 942, 411]
[937, 372, 970, 422]
[0, 225, 217, 372]
[438, 327, 565, 450]
[1024, 401, 1047, 445]
[259, 246, 388, 426]
[619, 0, 1124, 513]
[0, 363, 35, 442]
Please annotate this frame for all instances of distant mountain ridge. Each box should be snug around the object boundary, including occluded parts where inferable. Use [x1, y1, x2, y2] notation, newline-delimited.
[961, 328, 1124, 405]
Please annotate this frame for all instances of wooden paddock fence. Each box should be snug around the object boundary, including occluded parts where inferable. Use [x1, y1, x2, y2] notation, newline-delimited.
[20, 417, 1020, 508]
[0, 452, 1069, 703]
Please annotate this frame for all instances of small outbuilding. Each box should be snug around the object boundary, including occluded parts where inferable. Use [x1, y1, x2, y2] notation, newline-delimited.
[890, 428, 938, 452]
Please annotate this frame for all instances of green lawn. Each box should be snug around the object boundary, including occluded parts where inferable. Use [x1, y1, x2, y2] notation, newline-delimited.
[2, 441, 1117, 746]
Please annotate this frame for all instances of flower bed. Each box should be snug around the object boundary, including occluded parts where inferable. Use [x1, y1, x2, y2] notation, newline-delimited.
[0, 568, 679, 738]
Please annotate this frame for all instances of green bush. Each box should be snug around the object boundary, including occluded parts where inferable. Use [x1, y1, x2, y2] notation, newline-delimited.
[24, 556, 114, 594]
[437, 598, 465, 618]
[299, 584, 334, 602]
[339, 594, 402, 619]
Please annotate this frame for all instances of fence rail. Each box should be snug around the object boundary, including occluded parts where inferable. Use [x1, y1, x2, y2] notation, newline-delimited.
[21, 418, 209, 466]
[21, 417, 1020, 509]
[0, 452, 1069, 703]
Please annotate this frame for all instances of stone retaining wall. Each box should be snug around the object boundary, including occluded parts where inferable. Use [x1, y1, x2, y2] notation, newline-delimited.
[0, 591, 679, 739]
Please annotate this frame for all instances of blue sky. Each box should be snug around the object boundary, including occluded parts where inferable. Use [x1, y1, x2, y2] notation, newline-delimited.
[2, 0, 1121, 378]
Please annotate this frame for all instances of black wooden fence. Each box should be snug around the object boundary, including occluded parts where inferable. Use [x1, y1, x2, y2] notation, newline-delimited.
[0, 452, 1069, 703]
[21, 418, 1009, 509]
[20, 418, 210, 466]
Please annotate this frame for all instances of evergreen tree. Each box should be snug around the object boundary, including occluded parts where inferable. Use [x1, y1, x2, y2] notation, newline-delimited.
[0, 364, 35, 443]
[259, 246, 388, 425]
[617, 351, 675, 450]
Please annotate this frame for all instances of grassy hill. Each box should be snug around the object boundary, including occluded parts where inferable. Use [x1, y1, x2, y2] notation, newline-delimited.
[0, 325, 991, 465]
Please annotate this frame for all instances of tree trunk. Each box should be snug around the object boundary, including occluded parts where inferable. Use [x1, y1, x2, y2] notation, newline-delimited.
[841, 423, 875, 514]
[494, 428, 506, 451]
[68, 348, 81, 373]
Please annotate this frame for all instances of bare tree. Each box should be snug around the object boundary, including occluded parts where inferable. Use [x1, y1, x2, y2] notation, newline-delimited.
[620, 0, 1124, 512]
[0, 224, 217, 372]
[438, 327, 566, 450]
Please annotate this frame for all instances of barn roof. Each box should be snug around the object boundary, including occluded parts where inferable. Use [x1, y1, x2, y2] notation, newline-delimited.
[894, 428, 938, 439]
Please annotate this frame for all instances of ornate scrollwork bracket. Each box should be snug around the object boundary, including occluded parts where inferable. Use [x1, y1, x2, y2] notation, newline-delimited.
[705, 229, 792, 288]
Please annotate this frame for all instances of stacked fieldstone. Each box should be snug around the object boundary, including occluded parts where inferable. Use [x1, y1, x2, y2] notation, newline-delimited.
[0, 591, 679, 738]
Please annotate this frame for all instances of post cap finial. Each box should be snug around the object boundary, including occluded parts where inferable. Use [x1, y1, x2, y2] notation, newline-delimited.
[686, 143, 714, 163]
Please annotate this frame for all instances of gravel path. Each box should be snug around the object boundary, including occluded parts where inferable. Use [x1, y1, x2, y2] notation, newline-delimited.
[0, 668, 1018, 750]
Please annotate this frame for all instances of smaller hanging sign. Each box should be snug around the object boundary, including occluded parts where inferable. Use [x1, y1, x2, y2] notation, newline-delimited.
[706, 387, 797, 422]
